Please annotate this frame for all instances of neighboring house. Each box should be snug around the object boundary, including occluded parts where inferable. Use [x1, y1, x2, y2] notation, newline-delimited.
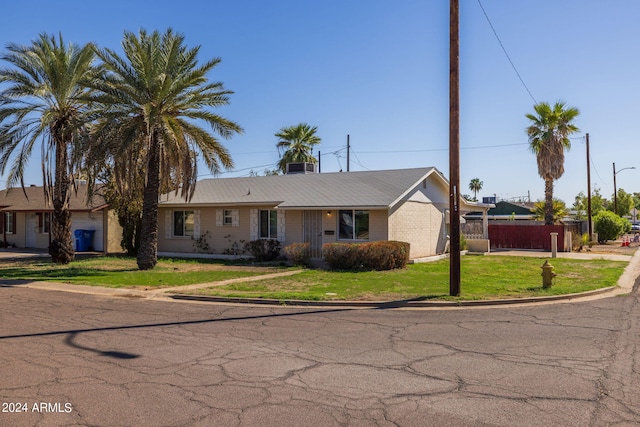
[0, 184, 122, 253]
[465, 200, 535, 223]
[157, 166, 493, 259]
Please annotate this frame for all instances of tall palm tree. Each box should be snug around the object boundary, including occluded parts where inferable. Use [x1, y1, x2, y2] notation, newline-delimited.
[0, 33, 98, 263]
[526, 101, 579, 225]
[89, 28, 242, 270]
[275, 123, 321, 173]
[468, 178, 483, 202]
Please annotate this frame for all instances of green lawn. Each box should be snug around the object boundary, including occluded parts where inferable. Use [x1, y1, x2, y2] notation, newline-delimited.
[0, 255, 627, 300]
[185, 256, 627, 301]
[0, 256, 282, 288]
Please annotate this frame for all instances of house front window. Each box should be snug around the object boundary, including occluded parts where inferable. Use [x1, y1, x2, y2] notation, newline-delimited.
[259, 210, 277, 239]
[36, 212, 51, 234]
[338, 210, 369, 240]
[173, 210, 194, 237]
[3, 212, 15, 234]
[223, 209, 233, 225]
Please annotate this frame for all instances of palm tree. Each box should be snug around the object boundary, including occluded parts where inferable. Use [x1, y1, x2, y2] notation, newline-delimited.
[89, 28, 242, 270]
[275, 123, 321, 173]
[526, 101, 579, 225]
[532, 198, 568, 222]
[468, 178, 483, 202]
[0, 33, 98, 263]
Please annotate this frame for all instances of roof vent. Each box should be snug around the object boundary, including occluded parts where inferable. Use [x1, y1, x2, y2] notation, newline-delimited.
[286, 162, 317, 174]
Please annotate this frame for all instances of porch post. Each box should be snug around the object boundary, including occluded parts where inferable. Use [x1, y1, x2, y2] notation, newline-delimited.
[482, 209, 488, 239]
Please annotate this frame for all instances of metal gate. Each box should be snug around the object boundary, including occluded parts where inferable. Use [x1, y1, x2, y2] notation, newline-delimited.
[303, 210, 323, 258]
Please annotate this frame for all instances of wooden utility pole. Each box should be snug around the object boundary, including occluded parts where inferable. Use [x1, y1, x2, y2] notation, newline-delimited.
[347, 134, 350, 172]
[586, 133, 592, 239]
[613, 162, 617, 215]
[449, 0, 461, 296]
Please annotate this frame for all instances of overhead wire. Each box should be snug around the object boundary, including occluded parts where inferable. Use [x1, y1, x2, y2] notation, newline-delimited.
[476, 0, 537, 105]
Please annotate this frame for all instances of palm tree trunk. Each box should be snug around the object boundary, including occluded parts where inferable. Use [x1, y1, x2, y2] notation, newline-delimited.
[49, 140, 74, 264]
[544, 178, 554, 225]
[137, 131, 161, 270]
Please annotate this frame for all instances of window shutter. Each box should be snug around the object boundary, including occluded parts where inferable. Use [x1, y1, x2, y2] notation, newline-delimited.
[277, 210, 286, 242]
[232, 209, 239, 227]
[250, 209, 258, 240]
[193, 210, 200, 238]
[216, 209, 223, 227]
[165, 211, 172, 239]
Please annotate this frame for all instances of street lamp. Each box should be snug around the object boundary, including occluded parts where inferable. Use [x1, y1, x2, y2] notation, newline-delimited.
[613, 162, 636, 215]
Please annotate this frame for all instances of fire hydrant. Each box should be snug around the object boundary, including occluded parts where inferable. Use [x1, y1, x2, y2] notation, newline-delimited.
[541, 260, 556, 289]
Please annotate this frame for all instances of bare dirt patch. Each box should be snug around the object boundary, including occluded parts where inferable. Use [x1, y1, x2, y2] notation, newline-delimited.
[582, 240, 638, 256]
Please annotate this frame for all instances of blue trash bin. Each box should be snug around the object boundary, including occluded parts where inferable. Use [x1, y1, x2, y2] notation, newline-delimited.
[83, 230, 95, 251]
[74, 229, 95, 252]
[74, 229, 85, 252]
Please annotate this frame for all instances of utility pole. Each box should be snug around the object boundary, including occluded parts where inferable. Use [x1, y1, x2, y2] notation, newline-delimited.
[347, 134, 350, 172]
[586, 133, 592, 239]
[449, 0, 461, 296]
[613, 162, 617, 215]
[318, 151, 321, 173]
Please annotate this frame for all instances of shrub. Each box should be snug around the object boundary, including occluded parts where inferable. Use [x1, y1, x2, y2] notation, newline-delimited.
[322, 243, 362, 270]
[283, 242, 311, 266]
[244, 239, 281, 261]
[322, 241, 410, 271]
[460, 233, 468, 251]
[594, 211, 628, 242]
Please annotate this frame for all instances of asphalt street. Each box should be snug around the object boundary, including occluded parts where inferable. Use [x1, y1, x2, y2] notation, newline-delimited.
[1, 281, 639, 427]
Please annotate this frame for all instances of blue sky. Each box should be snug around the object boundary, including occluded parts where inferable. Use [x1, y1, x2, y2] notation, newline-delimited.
[1, 0, 638, 205]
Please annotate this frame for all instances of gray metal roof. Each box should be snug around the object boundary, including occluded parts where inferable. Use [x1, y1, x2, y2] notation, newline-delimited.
[159, 167, 441, 209]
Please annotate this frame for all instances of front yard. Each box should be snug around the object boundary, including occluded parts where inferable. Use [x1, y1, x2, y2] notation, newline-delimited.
[0, 255, 627, 301]
[0, 257, 285, 288]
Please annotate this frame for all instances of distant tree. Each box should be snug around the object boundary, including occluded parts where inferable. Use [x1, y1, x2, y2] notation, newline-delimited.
[0, 33, 99, 264]
[526, 101, 580, 225]
[609, 188, 633, 217]
[468, 178, 483, 202]
[573, 186, 608, 219]
[532, 198, 568, 223]
[275, 123, 321, 173]
[633, 193, 640, 210]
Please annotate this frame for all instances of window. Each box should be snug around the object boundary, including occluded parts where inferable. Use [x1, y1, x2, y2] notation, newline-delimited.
[259, 210, 278, 239]
[3, 212, 15, 234]
[223, 209, 234, 225]
[338, 210, 369, 240]
[173, 210, 194, 237]
[37, 212, 51, 234]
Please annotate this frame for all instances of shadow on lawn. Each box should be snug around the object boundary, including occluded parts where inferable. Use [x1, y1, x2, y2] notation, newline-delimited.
[0, 266, 136, 280]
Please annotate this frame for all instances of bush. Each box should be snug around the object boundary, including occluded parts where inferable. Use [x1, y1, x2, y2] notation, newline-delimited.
[244, 239, 281, 261]
[594, 211, 628, 242]
[283, 242, 311, 266]
[460, 233, 468, 251]
[322, 241, 410, 271]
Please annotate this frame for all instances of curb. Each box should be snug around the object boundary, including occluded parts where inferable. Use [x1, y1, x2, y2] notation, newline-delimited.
[168, 285, 618, 308]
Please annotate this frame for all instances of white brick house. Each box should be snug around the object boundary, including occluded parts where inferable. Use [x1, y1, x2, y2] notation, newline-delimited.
[156, 167, 492, 259]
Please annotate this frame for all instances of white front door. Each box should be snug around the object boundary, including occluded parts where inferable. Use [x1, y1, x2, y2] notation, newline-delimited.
[25, 213, 36, 247]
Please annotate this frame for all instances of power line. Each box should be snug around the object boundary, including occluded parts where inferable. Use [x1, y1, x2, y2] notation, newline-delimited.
[355, 142, 528, 154]
[477, 0, 537, 104]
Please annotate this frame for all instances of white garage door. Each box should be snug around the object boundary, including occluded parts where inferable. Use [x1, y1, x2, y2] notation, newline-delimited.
[71, 211, 104, 251]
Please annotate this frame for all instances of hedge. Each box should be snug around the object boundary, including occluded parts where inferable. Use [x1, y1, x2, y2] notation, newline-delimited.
[322, 241, 410, 271]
